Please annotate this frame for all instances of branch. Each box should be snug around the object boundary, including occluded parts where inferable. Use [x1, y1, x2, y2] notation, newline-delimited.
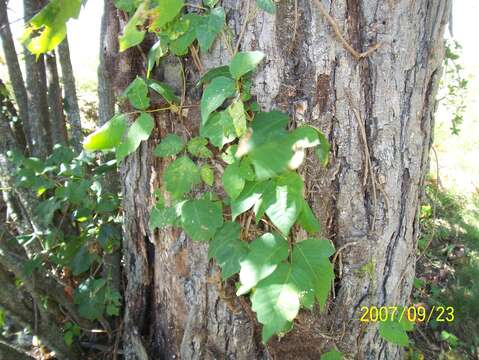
[312, 0, 380, 60]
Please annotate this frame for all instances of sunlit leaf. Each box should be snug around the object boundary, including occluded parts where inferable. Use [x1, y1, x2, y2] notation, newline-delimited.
[83, 114, 128, 151]
[164, 156, 201, 198]
[116, 113, 155, 161]
[229, 51, 265, 80]
[180, 199, 223, 241]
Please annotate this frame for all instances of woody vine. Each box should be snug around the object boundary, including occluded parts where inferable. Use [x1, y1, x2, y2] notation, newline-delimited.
[22, 0, 412, 347]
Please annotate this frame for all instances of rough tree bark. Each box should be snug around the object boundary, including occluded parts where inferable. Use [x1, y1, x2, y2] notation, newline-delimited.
[45, 52, 68, 146]
[23, 0, 52, 157]
[0, 0, 32, 153]
[112, 0, 451, 359]
[58, 37, 83, 152]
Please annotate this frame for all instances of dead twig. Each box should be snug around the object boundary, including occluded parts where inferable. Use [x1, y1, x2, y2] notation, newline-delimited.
[312, 0, 381, 60]
[345, 90, 379, 230]
[234, 0, 252, 54]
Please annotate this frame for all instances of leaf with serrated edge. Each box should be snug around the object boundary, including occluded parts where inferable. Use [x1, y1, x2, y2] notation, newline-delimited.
[237, 232, 288, 295]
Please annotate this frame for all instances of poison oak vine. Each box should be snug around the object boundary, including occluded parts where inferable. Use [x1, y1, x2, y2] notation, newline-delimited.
[23, 0, 421, 348]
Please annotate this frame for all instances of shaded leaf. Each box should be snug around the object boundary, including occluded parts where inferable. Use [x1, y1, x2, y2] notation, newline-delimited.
[292, 238, 335, 309]
[124, 77, 150, 110]
[228, 99, 247, 137]
[222, 162, 245, 199]
[196, 7, 225, 52]
[197, 66, 232, 87]
[256, 0, 276, 13]
[148, 80, 180, 104]
[187, 137, 213, 158]
[297, 199, 321, 234]
[181, 199, 223, 241]
[200, 164, 215, 186]
[164, 156, 201, 198]
[201, 76, 236, 125]
[237, 233, 288, 295]
[208, 222, 249, 279]
[154, 134, 185, 157]
[200, 111, 237, 148]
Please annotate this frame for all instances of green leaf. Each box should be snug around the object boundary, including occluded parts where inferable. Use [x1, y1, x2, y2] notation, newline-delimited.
[83, 114, 128, 151]
[237, 233, 288, 295]
[118, 3, 148, 51]
[73, 278, 106, 321]
[297, 199, 321, 234]
[196, 7, 225, 52]
[320, 349, 343, 360]
[169, 14, 201, 56]
[201, 76, 236, 125]
[153, 134, 185, 157]
[114, 0, 141, 13]
[255, 0, 276, 14]
[208, 222, 249, 279]
[289, 126, 321, 149]
[34, 198, 60, 226]
[203, 0, 219, 8]
[228, 100, 247, 137]
[222, 162, 245, 199]
[71, 246, 95, 276]
[148, 80, 180, 104]
[379, 319, 411, 347]
[239, 158, 255, 181]
[164, 156, 201, 198]
[22, 0, 82, 55]
[151, 0, 185, 28]
[180, 199, 223, 241]
[292, 238, 335, 309]
[149, 204, 180, 230]
[316, 132, 331, 167]
[231, 180, 269, 219]
[197, 66, 232, 87]
[250, 263, 300, 342]
[187, 137, 213, 158]
[263, 172, 304, 236]
[200, 111, 237, 148]
[220, 144, 238, 164]
[200, 164, 215, 186]
[124, 77, 150, 110]
[147, 38, 169, 78]
[116, 113, 155, 161]
[229, 51, 265, 80]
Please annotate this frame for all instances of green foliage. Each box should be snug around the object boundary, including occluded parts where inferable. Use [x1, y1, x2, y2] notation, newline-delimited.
[237, 233, 289, 296]
[22, 0, 82, 55]
[116, 112, 155, 161]
[320, 349, 343, 360]
[441, 40, 468, 135]
[82, 115, 128, 152]
[200, 76, 236, 125]
[154, 134, 185, 157]
[413, 184, 479, 357]
[180, 199, 223, 241]
[63, 322, 81, 347]
[208, 222, 249, 279]
[378, 312, 414, 347]
[9, 146, 122, 326]
[229, 51, 266, 80]
[255, 0, 277, 14]
[164, 156, 201, 198]
[79, 1, 334, 343]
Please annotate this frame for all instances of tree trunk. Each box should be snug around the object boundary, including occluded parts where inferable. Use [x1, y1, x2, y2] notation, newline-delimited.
[23, 0, 52, 157]
[58, 37, 83, 152]
[0, 0, 32, 153]
[45, 52, 68, 146]
[115, 1, 451, 358]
